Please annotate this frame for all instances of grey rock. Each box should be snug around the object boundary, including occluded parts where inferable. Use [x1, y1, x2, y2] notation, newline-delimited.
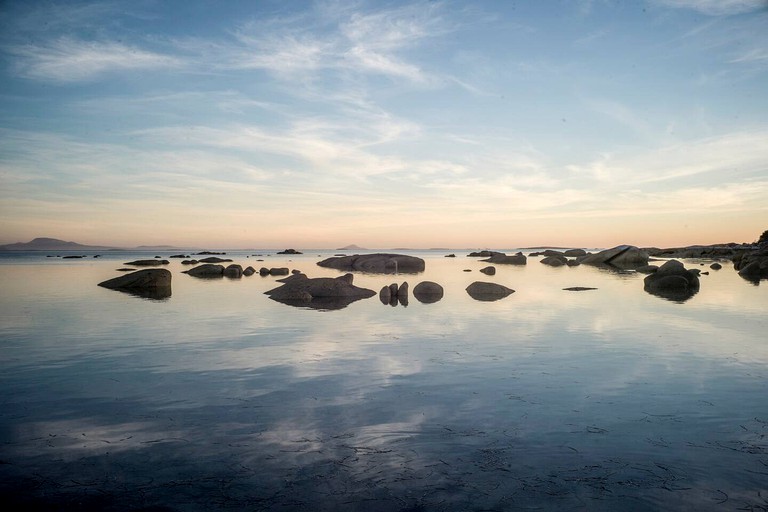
[184, 264, 225, 278]
[566, 259, 581, 267]
[269, 267, 290, 276]
[198, 256, 233, 263]
[181, 259, 198, 265]
[564, 248, 587, 257]
[635, 265, 659, 274]
[317, 253, 425, 274]
[466, 281, 515, 301]
[224, 264, 243, 278]
[643, 260, 700, 302]
[480, 251, 527, 265]
[243, 266, 256, 276]
[98, 269, 172, 299]
[580, 245, 649, 269]
[412, 281, 444, 303]
[480, 266, 496, 275]
[266, 273, 375, 310]
[124, 259, 170, 266]
[541, 255, 568, 267]
[710, 262, 722, 270]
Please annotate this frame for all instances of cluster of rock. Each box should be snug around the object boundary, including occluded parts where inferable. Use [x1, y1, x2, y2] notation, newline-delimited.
[259, 267, 289, 276]
[380, 282, 409, 306]
[317, 253, 425, 274]
[124, 259, 170, 266]
[277, 249, 302, 255]
[183, 263, 255, 278]
[733, 246, 768, 282]
[643, 260, 700, 301]
[579, 245, 649, 269]
[471, 251, 527, 265]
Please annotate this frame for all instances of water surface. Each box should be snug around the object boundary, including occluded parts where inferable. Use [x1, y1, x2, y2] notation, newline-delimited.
[1, 250, 766, 510]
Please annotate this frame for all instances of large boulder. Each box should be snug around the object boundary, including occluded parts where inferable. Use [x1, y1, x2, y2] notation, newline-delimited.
[466, 281, 515, 301]
[266, 273, 375, 310]
[479, 266, 496, 275]
[580, 245, 649, 269]
[733, 247, 768, 283]
[223, 264, 243, 278]
[564, 248, 587, 257]
[98, 269, 172, 299]
[317, 253, 425, 274]
[480, 251, 527, 265]
[541, 255, 568, 267]
[413, 281, 444, 304]
[198, 256, 233, 263]
[183, 264, 225, 278]
[643, 260, 700, 301]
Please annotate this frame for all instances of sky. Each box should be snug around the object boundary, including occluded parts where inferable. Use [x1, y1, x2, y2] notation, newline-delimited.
[0, 0, 767, 249]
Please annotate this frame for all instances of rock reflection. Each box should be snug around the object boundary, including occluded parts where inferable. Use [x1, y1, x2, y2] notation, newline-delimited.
[465, 281, 515, 301]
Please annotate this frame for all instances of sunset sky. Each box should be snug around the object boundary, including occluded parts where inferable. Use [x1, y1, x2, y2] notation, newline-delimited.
[1, 0, 766, 249]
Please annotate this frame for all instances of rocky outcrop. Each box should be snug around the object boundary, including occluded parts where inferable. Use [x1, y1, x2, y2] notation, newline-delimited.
[645, 245, 741, 259]
[181, 259, 198, 265]
[564, 249, 587, 257]
[480, 251, 527, 265]
[466, 282, 515, 301]
[98, 269, 172, 299]
[317, 253, 425, 274]
[124, 259, 169, 266]
[183, 264, 225, 278]
[480, 266, 496, 275]
[643, 260, 700, 301]
[468, 251, 494, 257]
[277, 249, 302, 255]
[733, 248, 768, 282]
[266, 273, 375, 310]
[412, 281, 444, 303]
[580, 245, 648, 269]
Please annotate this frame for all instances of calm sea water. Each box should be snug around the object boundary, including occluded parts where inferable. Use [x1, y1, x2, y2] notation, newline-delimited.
[1, 250, 766, 511]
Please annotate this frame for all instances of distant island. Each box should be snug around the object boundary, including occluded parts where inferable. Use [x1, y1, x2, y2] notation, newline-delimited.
[0, 237, 191, 252]
[336, 244, 367, 250]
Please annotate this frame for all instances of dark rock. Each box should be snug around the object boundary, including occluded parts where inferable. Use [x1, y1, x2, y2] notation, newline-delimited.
[278, 249, 302, 254]
[317, 253, 425, 274]
[710, 262, 722, 270]
[116, 268, 136, 272]
[566, 259, 581, 267]
[733, 245, 768, 282]
[580, 245, 648, 269]
[564, 248, 587, 257]
[243, 266, 256, 276]
[643, 260, 700, 302]
[413, 281, 444, 303]
[379, 286, 391, 305]
[124, 259, 170, 266]
[266, 273, 375, 310]
[466, 281, 515, 301]
[183, 264, 225, 278]
[198, 256, 233, 263]
[563, 287, 597, 291]
[398, 281, 409, 306]
[62, 255, 84, 259]
[463, 269, 472, 272]
[480, 266, 496, 275]
[169, 254, 187, 258]
[480, 251, 527, 265]
[224, 264, 243, 278]
[445, 254, 456, 258]
[196, 251, 226, 255]
[259, 267, 270, 276]
[269, 267, 290, 276]
[468, 251, 494, 257]
[98, 269, 172, 299]
[181, 259, 198, 265]
[635, 265, 659, 274]
[541, 255, 568, 267]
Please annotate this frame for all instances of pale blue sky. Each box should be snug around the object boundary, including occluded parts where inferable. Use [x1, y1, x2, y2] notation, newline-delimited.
[1, 0, 766, 248]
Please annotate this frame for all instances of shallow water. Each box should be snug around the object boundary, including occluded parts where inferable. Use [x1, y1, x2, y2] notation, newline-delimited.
[1, 250, 767, 511]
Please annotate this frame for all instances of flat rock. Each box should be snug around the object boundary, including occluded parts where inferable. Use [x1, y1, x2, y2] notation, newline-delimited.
[198, 256, 233, 263]
[124, 259, 170, 266]
[317, 253, 425, 274]
[480, 251, 527, 265]
[563, 287, 597, 291]
[266, 273, 375, 310]
[466, 281, 515, 301]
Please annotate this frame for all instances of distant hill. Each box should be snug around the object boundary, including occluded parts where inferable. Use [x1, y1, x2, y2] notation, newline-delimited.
[336, 244, 367, 250]
[0, 237, 122, 251]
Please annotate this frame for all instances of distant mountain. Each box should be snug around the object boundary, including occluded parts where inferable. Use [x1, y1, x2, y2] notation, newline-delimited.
[336, 244, 367, 250]
[0, 237, 122, 251]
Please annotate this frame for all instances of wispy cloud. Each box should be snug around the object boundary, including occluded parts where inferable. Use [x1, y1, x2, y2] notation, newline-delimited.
[7, 37, 181, 82]
[652, 0, 768, 15]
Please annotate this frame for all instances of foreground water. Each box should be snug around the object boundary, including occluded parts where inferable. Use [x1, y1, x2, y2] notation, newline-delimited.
[1, 250, 766, 511]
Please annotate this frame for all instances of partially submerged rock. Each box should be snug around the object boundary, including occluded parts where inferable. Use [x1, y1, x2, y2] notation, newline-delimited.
[277, 249, 302, 254]
[317, 253, 425, 274]
[541, 255, 568, 267]
[381, 281, 409, 306]
[223, 264, 243, 278]
[183, 264, 225, 278]
[198, 256, 233, 263]
[466, 281, 515, 301]
[479, 266, 496, 275]
[563, 287, 597, 291]
[98, 269, 172, 299]
[643, 260, 700, 302]
[266, 273, 375, 310]
[243, 266, 256, 276]
[413, 281, 444, 303]
[580, 245, 649, 269]
[480, 252, 527, 265]
[733, 246, 768, 283]
[124, 259, 169, 266]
